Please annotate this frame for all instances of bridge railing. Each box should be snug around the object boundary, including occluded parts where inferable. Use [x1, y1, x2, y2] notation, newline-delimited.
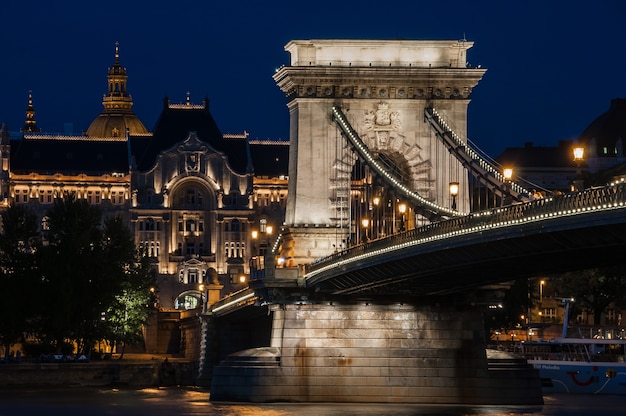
[306, 184, 626, 275]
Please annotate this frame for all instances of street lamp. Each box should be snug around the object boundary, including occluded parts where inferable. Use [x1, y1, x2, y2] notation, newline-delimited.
[502, 168, 513, 206]
[372, 196, 380, 239]
[361, 217, 370, 242]
[398, 203, 407, 232]
[449, 182, 459, 211]
[540, 279, 545, 304]
[198, 283, 207, 313]
[573, 146, 585, 191]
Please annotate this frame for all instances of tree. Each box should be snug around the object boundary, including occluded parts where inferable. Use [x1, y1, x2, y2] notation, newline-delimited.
[554, 266, 626, 325]
[38, 194, 106, 352]
[101, 217, 157, 358]
[0, 204, 40, 359]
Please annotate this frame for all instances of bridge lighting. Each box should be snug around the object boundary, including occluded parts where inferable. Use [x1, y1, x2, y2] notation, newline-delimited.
[198, 283, 207, 313]
[502, 168, 513, 206]
[398, 203, 407, 232]
[572, 146, 585, 191]
[573, 146, 585, 162]
[361, 218, 370, 242]
[449, 182, 459, 210]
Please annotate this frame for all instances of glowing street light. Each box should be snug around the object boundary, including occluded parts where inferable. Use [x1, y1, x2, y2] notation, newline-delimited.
[372, 196, 381, 239]
[449, 182, 459, 211]
[540, 279, 545, 304]
[502, 168, 513, 206]
[361, 217, 370, 242]
[572, 146, 585, 191]
[398, 202, 407, 232]
[198, 283, 207, 313]
[573, 146, 585, 162]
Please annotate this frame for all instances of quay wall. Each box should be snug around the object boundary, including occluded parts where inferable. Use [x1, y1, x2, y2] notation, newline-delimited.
[0, 360, 198, 388]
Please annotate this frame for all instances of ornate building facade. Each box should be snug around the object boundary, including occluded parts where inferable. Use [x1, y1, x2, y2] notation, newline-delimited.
[0, 45, 289, 319]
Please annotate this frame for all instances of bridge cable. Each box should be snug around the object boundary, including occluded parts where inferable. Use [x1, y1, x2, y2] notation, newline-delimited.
[331, 106, 459, 219]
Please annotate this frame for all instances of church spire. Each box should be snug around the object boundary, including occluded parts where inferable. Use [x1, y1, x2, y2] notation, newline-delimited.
[21, 91, 41, 133]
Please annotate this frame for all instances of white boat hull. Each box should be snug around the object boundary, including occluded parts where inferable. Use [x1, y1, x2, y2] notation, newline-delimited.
[530, 359, 626, 395]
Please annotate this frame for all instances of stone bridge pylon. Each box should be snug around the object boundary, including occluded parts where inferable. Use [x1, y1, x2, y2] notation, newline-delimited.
[273, 39, 486, 266]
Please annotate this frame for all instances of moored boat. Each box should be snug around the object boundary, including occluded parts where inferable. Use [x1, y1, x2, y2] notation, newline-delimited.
[519, 337, 626, 394]
[515, 300, 626, 394]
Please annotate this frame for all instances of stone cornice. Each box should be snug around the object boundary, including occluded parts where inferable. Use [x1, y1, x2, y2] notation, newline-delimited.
[274, 67, 486, 100]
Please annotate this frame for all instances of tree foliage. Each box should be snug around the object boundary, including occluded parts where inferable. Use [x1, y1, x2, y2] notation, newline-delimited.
[0, 204, 40, 358]
[553, 266, 626, 325]
[0, 194, 157, 357]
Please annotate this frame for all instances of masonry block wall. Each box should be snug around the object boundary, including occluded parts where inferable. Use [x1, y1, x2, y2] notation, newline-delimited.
[210, 303, 542, 404]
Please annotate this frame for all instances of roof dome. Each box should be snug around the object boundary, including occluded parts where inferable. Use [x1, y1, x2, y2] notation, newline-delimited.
[579, 98, 626, 158]
[86, 43, 148, 138]
[86, 113, 148, 137]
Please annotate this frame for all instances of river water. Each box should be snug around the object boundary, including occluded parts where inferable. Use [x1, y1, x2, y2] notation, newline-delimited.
[0, 387, 622, 416]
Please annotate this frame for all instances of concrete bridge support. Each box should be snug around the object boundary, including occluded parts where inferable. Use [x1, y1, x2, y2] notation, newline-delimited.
[210, 302, 542, 404]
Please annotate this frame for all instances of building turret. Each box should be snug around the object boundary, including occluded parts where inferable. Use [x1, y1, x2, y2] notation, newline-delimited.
[21, 91, 41, 133]
[86, 42, 148, 138]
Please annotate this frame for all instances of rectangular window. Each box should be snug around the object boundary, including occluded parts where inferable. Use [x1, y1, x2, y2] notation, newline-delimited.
[15, 189, 29, 204]
[110, 191, 124, 205]
[229, 267, 244, 284]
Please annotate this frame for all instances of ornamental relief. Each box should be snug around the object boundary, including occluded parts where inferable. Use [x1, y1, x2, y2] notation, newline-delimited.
[361, 102, 404, 151]
[359, 102, 434, 199]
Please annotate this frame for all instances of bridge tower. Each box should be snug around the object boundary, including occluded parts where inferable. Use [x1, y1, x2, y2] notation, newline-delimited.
[274, 39, 486, 265]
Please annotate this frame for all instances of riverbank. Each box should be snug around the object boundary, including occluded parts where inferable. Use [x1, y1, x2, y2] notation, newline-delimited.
[0, 354, 198, 388]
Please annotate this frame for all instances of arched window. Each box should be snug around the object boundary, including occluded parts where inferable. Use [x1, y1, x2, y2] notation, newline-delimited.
[174, 292, 201, 310]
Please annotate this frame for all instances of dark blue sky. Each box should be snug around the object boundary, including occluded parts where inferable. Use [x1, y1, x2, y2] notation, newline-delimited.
[1, 1, 625, 157]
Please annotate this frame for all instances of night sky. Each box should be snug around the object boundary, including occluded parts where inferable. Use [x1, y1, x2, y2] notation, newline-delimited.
[1, 1, 625, 157]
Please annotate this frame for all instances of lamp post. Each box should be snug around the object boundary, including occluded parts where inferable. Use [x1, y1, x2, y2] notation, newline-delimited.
[449, 182, 459, 211]
[502, 168, 513, 206]
[573, 146, 585, 191]
[398, 202, 407, 232]
[361, 217, 370, 243]
[372, 196, 380, 239]
[198, 283, 207, 313]
[540, 279, 545, 304]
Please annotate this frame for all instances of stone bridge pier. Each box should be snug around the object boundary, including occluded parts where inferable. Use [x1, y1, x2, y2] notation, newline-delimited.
[210, 301, 542, 404]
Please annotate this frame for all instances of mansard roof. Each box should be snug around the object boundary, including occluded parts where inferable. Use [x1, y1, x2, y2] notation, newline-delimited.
[131, 96, 249, 173]
[10, 135, 129, 175]
[579, 98, 626, 156]
[248, 139, 289, 178]
[495, 140, 576, 169]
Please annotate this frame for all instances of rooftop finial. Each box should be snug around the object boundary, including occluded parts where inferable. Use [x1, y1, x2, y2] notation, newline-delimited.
[115, 41, 120, 63]
[186, 91, 191, 106]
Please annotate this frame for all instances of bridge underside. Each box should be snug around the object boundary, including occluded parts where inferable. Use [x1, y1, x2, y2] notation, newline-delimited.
[306, 210, 626, 296]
